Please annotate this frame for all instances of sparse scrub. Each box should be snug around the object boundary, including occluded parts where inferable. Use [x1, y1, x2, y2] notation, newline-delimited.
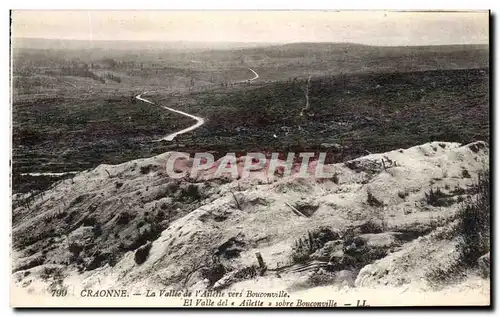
[398, 190, 409, 199]
[426, 169, 490, 285]
[291, 228, 339, 264]
[462, 169, 471, 178]
[40, 266, 64, 281]
[332, 172, 340, 185]
[425, 256, 467, 289]
[367, 190, 383, 207]
[200, 263, 227, 286]
[103, 72, 122, 83]
[116, 212, 133, 225]
[134, 241, 152, 265]
[425, 187, 454, 207]
[140, 165, 153, 174]
[455, 170, 490, 268]
[178, 184, 203, 203]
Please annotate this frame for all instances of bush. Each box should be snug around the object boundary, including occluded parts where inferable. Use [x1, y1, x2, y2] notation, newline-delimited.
[116, 212, 132, 225]
[291, 228, 339, 264]
[456, 170, 490, 267]
[134, 242, 152, 265]
[425, 187, 453, 207]
[180, 184, 202, 202]
[201, 263, 226, 286]
[367, 190, 383, 207]
[68, 242, 83, 257]
[425, 257, 467, 289]
[140, 165, 154, 174]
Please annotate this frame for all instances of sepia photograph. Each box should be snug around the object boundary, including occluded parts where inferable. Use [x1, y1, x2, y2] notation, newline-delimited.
[9, 10, 490, 307]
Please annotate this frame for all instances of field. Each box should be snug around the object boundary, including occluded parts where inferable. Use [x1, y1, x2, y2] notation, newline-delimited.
[11, 39, 489, 193]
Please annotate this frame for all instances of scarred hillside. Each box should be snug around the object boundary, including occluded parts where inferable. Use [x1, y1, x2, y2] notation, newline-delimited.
[11, 140, 490, 304]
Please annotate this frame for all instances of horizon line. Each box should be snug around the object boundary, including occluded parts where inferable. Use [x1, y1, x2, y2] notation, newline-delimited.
[11, 37, 489, 47]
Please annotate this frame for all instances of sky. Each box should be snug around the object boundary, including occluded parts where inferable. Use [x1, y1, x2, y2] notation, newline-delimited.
[11, 10, 489, 46]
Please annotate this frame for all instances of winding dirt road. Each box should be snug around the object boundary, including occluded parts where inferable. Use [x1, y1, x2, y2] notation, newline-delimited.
[136, 67, 259, 142]
[135, 92, 205, 141]
[22, 67, 260, 177]
[236, 67, 259, 83]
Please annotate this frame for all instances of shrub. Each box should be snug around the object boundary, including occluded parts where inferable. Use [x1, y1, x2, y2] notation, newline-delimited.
[462, 169, 471, 178]
[180, 184, 202, 202]
[82, 216, 97, 226]
[456, 170, 490, 267]
[425, 187, 454, 207]
[291, 228, 339, 264]
[140, 165, 153, 174]
[201, 263, 226, 286]
[116, 212, 132, 225]
[426, 169, 491, 286]
[398, 190, 408, 199]
[92, 224, 103, 237]
[134, 241, 152, 265]
[68, 242, 83, 257]
[332, 173, 339, 185]
[358, 219, 383, 234]
[425, 256, 467, 289]
[367, 190, 383, 207]
[291, 248, 311, 264]
[40, 266, 64, 281]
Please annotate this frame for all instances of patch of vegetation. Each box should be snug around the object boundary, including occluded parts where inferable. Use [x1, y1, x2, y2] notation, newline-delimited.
[425, 187, 454, 207]
[68, 242, 83, 257]
[140, 165, 154, 174]
[426, 169, 490, 287]
[332, 173, 340, 185]
[291, 227, 339, 264]
[40, 266, 64, 281]
[357, 219, 384, 234]
[201, 263, 227, 286]
[456, 170, 490, 267]
[462, 169, 472, 178]
[125, 222, 165, 253]
[425, 255, 467, 289]
[398, 190, 409, 199]
[116, 212, 133, 225]
[179, 184, 203, 202]
[134, 241, 152, 265]
[367, 190, 384, 207]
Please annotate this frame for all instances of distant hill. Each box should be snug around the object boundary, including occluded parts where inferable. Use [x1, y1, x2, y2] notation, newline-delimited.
[225, 42, 489, 60]
[11, 37, 277, 51]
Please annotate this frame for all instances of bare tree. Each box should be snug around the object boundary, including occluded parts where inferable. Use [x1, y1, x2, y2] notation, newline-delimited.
[300, 75, 312, 116]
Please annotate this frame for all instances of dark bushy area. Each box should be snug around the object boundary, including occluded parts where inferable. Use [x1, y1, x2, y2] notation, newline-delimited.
[456, 170, 490, 267]
[291, 227, 339, 263]
[426, 169, 490, 286]
[134, 241, 152, 265]
[425, 187, 454, 207]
